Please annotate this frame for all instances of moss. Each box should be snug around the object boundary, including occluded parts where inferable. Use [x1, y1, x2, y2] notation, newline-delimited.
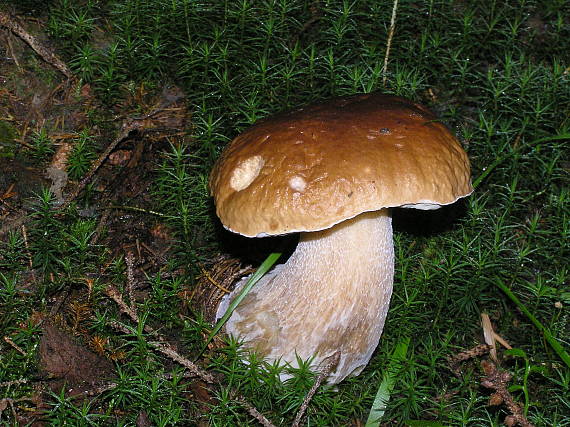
[0, 120, 18, 158]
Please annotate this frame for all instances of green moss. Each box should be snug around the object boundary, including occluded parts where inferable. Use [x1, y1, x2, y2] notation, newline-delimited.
[1, 0, 569, 425]
[0, 121, 18, 158]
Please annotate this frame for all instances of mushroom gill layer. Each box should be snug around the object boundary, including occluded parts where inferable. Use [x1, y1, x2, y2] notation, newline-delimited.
[218, 209, 394, 383]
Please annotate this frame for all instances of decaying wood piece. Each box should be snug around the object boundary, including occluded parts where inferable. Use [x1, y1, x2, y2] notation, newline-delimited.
[481, 360, 535, 427]
[448, 344, 492, 377]
[447, 320, 532, 427]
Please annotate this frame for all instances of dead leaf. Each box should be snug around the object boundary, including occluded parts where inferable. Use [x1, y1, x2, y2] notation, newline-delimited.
[38, 322, 115, 389]
[108, 149, 132, 165]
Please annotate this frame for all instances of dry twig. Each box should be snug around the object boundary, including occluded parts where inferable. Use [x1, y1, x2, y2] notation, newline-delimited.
[447, 343, 534, 427]
[90, 207, 112, 245]
[382, 0, 399, 87]
[105, 286, 142, 327]
[125, 252, 137, 311]
[0, 379, 27, 388]
[292, 351, 341, 427]
[448, 344, 491, 376]
[0, 12, 73, 79]
[59, 105, 182, 210]
[148, 341, 215, 384]
[108, 310, 274, 425]
[20, 225, 35, 282]
[106, 287, 218, 380]
[3, 336, 26, 356]
[58, 122, 142, 210]
[233, 394, 277, 427]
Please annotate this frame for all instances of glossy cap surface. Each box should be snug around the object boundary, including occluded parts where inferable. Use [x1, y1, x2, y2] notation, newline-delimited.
[210, 93, 472, 237]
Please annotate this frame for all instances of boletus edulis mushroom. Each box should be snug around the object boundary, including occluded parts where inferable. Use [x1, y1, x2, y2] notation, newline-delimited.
[209, 93, 472, 383]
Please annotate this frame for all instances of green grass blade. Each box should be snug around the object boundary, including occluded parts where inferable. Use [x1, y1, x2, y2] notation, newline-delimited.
[494, 277, 570, 369]
[365, 337, 410, 427]
[197, 252, 281, 358]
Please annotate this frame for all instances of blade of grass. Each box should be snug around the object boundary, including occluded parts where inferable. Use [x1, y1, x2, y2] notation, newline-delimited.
[365, 337, 410, 427]
[197, 252, 281, 358]
[494, 277, 570, 369]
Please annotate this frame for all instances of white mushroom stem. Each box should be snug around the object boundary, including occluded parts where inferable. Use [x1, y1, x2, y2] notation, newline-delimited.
[218, 209, 395, 384]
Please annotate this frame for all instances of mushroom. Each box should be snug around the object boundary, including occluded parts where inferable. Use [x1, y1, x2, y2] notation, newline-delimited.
[209, 93, 472, 383]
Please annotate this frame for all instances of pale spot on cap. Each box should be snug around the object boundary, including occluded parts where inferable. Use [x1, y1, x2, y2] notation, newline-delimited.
[289, 176, 307, 192]
[230, 155, 264, 191]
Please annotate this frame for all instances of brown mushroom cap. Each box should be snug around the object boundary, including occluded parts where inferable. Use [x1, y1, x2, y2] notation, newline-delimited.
[210, 93, 472, 237]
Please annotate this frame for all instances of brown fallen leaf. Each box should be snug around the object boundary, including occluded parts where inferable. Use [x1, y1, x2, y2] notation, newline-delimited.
[38, 321, 115, 392]
[108, 149, 132, 166]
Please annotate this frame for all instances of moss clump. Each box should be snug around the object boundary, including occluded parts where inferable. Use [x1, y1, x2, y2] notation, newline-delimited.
[0, 121, 18, 158]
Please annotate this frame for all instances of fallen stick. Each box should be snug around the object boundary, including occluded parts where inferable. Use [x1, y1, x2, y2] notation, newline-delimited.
[58, 122, 141, 210]
[0, 12, 73, 79]
[292, 351, 341, 427]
